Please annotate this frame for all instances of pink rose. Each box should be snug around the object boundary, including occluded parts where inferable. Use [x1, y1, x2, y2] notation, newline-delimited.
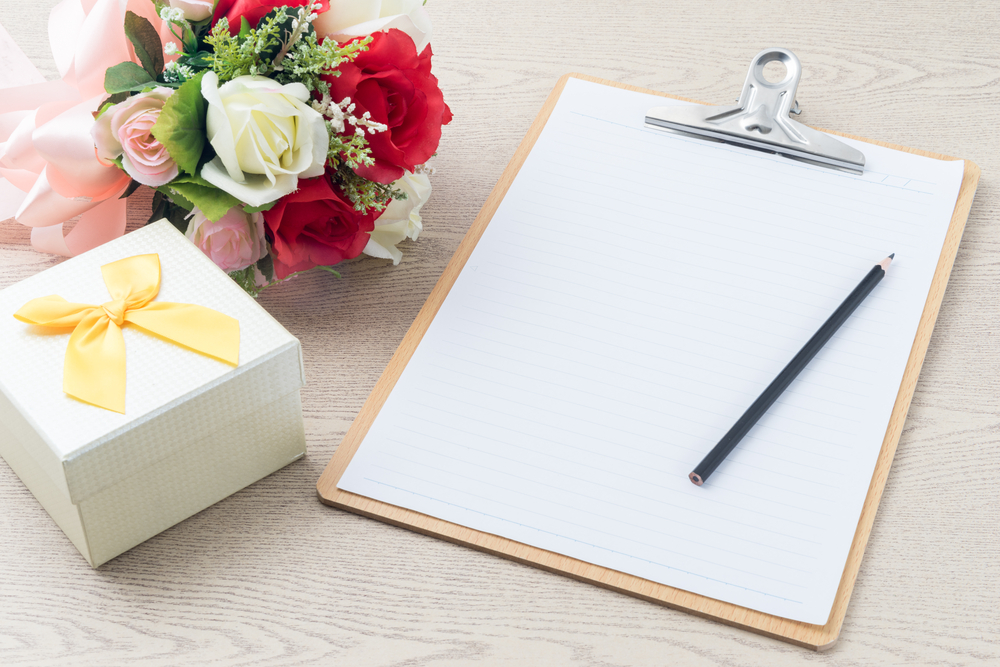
[91, 88, 179, 187]
[185, 206, 267, 272]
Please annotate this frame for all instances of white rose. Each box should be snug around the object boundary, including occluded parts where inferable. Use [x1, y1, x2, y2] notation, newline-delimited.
[363, 170, 431, 265]
[314, 0, 432, 53]
[168, 0, 214, 22]
[200, 72, 329, 207]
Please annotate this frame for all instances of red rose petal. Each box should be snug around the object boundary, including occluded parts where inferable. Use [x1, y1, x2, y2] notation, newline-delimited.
[320, 28, 451, 185]
[263, 175, 378, 279]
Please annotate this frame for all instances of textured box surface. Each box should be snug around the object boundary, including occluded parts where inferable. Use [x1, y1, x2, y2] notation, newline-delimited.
[0, 221, 306, 565]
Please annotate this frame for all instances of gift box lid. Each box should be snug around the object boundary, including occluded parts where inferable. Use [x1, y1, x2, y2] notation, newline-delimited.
[0, 221, 304, 503]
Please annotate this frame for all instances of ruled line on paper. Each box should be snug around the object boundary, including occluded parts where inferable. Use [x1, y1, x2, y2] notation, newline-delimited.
[362, 476, 806, 604]
[367, 458, 814, 586]
[501, 211, 911, 301]
[444, 318, 871, 403]
[534, 158, 928, 231]
[470, 266, 885, 366]
[379, 446, 817, 570]
[431, 330, 866, 424]
[395, 408, 837, 532]
[407, 379, 845, 501]
[472, 273, 887, 353]
[492, 232, 905, 303]
[549, 131, 937, 209]
[338, 77, 966, 624]
[566, 112, 938, 196]
[513, 193, 909, 296]
[445, 311, 867, 439]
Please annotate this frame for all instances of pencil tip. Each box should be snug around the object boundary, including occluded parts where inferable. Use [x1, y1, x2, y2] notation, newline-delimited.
[889, 253, 895, 259]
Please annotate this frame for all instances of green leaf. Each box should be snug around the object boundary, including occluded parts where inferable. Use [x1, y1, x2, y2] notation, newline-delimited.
[148, 190, 167, 225]
[239, 16, 252, 39]
[170, 172, 217, 188]
[95, 92, 129, 119]
[179, 51, 214, 68]
[104, 61, 154, 94]
[147, 192, 190, 233]
[256, 253, 275, 282]
[158, 187, 195, 211]
[124, 11, 163, 78]
[151, 70, 207, 176]
[165, 180, 241, 222]
[243, 200, 277, 214]
[228, 266, 263, 297]
[119, 179, 143, 199]
[164, 202, 192, 233]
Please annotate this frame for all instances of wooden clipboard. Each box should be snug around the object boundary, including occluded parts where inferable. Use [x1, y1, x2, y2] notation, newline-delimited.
[317, 73, 981, 650]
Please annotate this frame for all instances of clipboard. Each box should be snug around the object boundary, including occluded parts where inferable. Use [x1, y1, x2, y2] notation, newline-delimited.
[317, 70, 981, 650]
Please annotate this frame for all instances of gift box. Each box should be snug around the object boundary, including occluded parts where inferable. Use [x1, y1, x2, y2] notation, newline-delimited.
[0, 221, 306, 566]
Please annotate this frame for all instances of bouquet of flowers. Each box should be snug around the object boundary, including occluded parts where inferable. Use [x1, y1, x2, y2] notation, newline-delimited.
[0, 0, 450, 294]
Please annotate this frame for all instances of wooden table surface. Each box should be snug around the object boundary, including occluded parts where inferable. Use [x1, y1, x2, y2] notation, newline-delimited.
[1, 1, 998, 664]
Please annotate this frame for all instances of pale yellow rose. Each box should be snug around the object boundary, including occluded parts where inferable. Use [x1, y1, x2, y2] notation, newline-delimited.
[363, 170, 431, 265]
[314, 0, 432, 52]
[200, 72, 329, 207]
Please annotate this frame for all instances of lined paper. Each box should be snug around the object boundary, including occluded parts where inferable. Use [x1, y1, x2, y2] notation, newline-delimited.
[339, 78, 965, 624]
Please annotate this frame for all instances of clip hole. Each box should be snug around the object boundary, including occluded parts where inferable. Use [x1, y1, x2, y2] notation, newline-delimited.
[762, 60, 788, 84]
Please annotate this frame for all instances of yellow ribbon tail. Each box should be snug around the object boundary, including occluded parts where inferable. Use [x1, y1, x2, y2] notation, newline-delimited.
[125, 302, 240, 366]
[64, 310, 127, 414]
[14, 295, 97, 329]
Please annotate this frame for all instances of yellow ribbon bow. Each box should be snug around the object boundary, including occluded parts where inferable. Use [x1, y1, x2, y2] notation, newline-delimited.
[14, 254, 240, 414]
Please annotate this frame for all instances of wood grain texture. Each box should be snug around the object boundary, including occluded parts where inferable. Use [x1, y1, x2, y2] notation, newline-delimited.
[315, 72, 981, 651]
[2, 1, 999, 664]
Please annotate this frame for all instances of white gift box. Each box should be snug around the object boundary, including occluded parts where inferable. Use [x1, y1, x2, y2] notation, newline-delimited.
[0, 221, 306, 566]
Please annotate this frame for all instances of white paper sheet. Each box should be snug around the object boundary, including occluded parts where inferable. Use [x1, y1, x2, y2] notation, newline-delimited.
[339, 78, 966, 624]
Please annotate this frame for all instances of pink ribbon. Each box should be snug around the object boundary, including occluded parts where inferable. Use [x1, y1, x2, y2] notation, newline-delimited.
[0, 1, 174, 256]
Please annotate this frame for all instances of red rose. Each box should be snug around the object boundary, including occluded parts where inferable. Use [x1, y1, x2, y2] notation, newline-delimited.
[212, 0, 330, 34]
[263, 176, 377, 279]
[324, 29, 452, 184]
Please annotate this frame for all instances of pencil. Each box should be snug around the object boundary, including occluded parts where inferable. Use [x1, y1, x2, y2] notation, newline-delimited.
[689, 254, 895, 487]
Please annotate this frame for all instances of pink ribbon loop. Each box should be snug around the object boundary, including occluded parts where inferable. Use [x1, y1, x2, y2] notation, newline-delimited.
[0, 0, 169, 256]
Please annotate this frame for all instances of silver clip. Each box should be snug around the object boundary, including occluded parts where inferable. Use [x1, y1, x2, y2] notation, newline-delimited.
[645, 48, 865, 174]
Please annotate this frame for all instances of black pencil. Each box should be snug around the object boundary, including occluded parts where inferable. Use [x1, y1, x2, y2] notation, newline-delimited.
[689, 254, 895, 487]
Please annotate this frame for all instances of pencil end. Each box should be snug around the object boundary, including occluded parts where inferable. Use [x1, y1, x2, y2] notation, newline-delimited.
[689, 472, 704, 486]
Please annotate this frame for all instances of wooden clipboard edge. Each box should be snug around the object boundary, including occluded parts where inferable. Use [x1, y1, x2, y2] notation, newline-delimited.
[317, 72, 981, 651]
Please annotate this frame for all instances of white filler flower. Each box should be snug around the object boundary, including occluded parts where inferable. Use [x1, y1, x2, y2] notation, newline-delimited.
[200, 72, 329, 207]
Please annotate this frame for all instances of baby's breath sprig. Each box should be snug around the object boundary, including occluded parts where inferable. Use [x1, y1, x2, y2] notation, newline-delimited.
[158, 6, 196, 54]
[327, 128, 373, 171]
[335, 164, 406, 214]
[271, 2, 322, 70]
[312, 93, 388, 136]
[313, 93, 390, 174]
[162, 60, 196, 83]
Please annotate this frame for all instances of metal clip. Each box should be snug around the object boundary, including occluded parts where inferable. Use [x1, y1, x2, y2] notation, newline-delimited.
[645, 48, 865, 173]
